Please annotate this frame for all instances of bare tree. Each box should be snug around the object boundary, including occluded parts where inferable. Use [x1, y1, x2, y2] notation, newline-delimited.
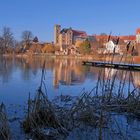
[0, 27, 14, 54]
[0, 37, 3, 54]
[21, 31, 33, 52]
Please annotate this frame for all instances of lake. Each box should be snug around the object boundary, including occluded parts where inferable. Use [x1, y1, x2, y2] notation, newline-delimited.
[0, 56, 140, 139]
[1, 56, 140, 104]
[0, 56, 100, 104]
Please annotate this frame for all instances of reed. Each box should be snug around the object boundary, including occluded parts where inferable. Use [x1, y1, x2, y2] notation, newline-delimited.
[0, 103, 10, 140]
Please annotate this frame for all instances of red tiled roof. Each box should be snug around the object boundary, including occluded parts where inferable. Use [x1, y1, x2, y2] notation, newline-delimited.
[119, 35, 136, 40]
[94, 35, 136, 41]
[72, 30, 87, 37]
[94, 35, 116, 40]
[94, 35, 107, 40]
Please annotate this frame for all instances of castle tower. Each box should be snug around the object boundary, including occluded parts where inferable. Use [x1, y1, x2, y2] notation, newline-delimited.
[54, 25, 61, 44]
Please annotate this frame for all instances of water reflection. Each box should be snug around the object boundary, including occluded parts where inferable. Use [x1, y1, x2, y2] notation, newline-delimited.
[53, 59, 86, 88]
[131, 72, 140, 87]
[0, 56, 14, 83]
[0, 56, 140, 103]
[0, 56, 96, 86]
[0, 56, 140, 87]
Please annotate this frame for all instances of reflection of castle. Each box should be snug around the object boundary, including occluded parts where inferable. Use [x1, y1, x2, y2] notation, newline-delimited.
[2, 57, 140, 89]
[53, 59, 85, 88]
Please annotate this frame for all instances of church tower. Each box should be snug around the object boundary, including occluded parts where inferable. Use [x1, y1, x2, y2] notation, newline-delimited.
[54, 25, 61, 44]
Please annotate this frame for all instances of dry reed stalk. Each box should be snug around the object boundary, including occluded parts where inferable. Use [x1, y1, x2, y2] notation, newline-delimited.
[0, 103, 10, 140]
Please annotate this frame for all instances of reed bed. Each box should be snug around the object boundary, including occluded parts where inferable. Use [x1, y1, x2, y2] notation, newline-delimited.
[22, 83, 140, 139]
[0, 103, 10, 140]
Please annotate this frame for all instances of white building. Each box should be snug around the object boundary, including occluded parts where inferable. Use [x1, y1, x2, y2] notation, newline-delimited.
[136, 28, 140, 43]
[104, 40, 120, 54]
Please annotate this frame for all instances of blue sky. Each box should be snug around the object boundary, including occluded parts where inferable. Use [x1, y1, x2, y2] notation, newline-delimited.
[0, 0, 140, 41]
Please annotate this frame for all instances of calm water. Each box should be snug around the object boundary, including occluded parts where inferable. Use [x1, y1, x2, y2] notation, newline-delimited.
[0, 56, 140, 105]
[1, 56, 140, 139]
[0, 56, 97, 105]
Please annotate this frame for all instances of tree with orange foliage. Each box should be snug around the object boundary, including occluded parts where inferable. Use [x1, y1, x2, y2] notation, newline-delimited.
[41, 44, 55, 53]
[77, 39, 91, 54]
[29, 43, 42, 54]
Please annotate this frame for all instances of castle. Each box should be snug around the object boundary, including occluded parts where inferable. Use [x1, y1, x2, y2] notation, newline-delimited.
[54, 25, 87, 51]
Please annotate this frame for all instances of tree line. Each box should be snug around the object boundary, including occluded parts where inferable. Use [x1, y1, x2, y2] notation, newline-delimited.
[0, 27, 33, 54]
[0, 27, 92, 55]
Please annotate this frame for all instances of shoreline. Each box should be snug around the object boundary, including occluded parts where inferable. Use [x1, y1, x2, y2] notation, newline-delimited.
[1, 53, 140, 64]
